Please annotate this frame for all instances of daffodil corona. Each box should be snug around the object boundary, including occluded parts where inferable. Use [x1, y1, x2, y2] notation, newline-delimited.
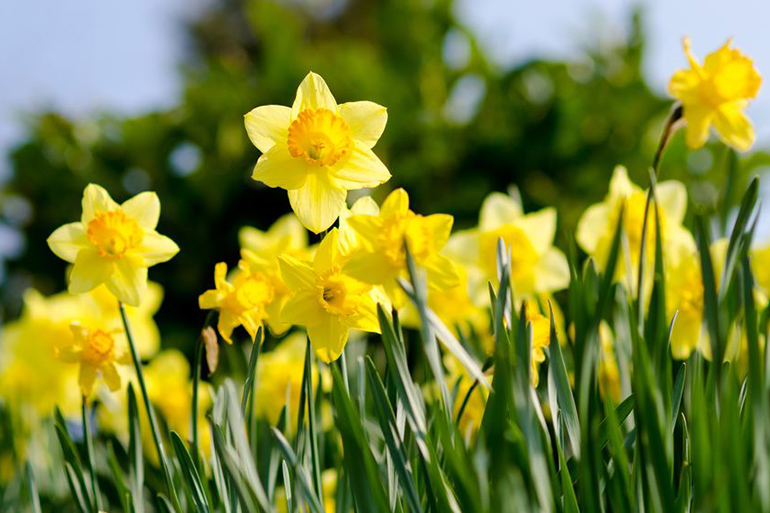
[278, 229, 380, 362]
[245, 72, 391, 233]
[669, 37, 761, 151]
[47, 184, 179, 307]
[58, 323, 131, 396]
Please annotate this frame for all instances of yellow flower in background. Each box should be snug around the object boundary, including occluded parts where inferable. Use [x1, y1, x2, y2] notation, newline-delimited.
[253, 333, 318, 428]
[525, 303, 551, 388]
[47, 184, 179, 306]
[751, 243, 770, 299]
[239, 213, 309, 335]
[245, 72, 391, 233]
[669, 37, 761, 151]
[277, 468, 338, 513]
[338, 195, 380, 259]
[597, 322, 621, 403]
[199, 261, 274, 344]
[448, 192, 569, 305]
[577, 166, 689, 290]
[344, 188, 460, 308]
[59, 323, 131, 396]
[279, 229, 380, 362]
[665, 232, 705, 360]
[445, 355, 489, 438]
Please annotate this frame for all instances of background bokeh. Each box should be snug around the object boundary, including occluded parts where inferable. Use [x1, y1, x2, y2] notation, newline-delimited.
[1, 0, 769, 351]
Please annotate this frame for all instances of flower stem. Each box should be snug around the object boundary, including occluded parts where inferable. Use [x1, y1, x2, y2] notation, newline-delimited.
[191, 311, 214, 471]
[81, 397, 102, 511]
[651, 103, 683, 176]
[119, 302, 181, 512]
[304, 337, 323, 502]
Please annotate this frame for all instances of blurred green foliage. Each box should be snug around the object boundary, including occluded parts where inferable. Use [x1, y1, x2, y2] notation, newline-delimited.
[2, 0, 767, 348]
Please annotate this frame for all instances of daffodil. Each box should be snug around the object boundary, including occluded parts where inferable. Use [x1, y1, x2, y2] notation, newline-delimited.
[751, 243, 770, 300]
[448, 191, 569, 305]
[597, 322, 621, 403]
[47, 184, 179, 306]
[525, 303, 551, 388]
[577, 166, 689, 290]
[669, 37, 761, 151]
[278, 229, 380, 362]
[343, 188, 460, 308]
[239, 213, 309, 335]
[58, 322, 131, 396]
[245, 72, 391, 233]
[665, 232, 705, 359]
[198, 261, 274, 344]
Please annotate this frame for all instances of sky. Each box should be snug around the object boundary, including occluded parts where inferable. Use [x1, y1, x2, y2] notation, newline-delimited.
[1, 0, 769, 227]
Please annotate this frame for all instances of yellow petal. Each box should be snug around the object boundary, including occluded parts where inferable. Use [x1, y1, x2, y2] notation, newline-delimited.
[268, 213, 308, 248]
[423, 214, 454, 249]
[346, 295, 380, 333]
[81, 183, 119, 224]
[344, 250, 398, 285]
[683, 105, 714, 149]
[107, 256, 148, 307]
[444, 230, 480, 265]
[344, 215, 382, 249]
[656, 181, 688, 225]
[280, 290, 325, 327]
[424, 253, 461, 291]
[214, 262, 228, 289]
[252, 145, 309, 190]
[244, 105, 292, 154]
[121, 192, 160, 230]
[69, 249, 114, 294]
[532, 248, 570, 294]
[479, 192, 523, 231]
[329, 142, 390, 190]
[199, 289, 224, 309]
[102, 363, 121, 391]
[137, 232, 180, 266]
[380, 188, 410, 217]
[714, 103, 755, 151]
[278, 255, 316, 290]
[338, 101, 388, 149]
[288, 172, 347, 234]
[291, 72, 338, 118]
[313, 229, 341, 275]
[217, 311, 239, 344]
[349, 196, 380, 215]
[518, 207, 557, 255]
[307, 315, 348, 363]
[576, 203, 610, 255]
[608, 166, 636, 200]
[79, 364, 98, 396]
[48, 222, 88, 263]
[668, 68, 701, 102]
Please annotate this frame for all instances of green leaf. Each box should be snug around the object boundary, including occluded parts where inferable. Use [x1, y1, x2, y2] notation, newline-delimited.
[271, 428, 324, 513]
[546, 301, 580, 458]
[171, 431, 211, 513]
[127, 385, 145, 513]
[24, 462, 42, 513]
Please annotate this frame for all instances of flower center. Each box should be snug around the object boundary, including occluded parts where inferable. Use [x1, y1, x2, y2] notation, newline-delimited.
[84, 330, 115, 366]
[318, 274, 362, 317]
[226, 274, 274, 314]
[287, 108, 352, 166]
[86, 210, 143, 259]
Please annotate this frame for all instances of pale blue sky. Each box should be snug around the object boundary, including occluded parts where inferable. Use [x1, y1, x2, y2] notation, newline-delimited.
[1, 0, 769, 234]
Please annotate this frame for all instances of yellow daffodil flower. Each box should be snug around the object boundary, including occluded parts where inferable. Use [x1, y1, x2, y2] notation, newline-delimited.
[47, 184, 179, 306]
[445, 355, 489, 438]
[58, 322, 131, 396]
[278, 229, 380, 362]
[665, 232, 705, 359]
[198, 261, 274, 344]
[245, 72, 391, 233]
[669, 37, 761, 151]
[577, 166, 689, 290]
[239, 214, 310, 335]
[448, 192, 569, 305]
[343, 188, 460, 308]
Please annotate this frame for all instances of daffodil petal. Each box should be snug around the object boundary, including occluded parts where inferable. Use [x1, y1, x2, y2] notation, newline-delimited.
[82, 183, 119, 225]
[608, 166, 636, 200]
[683, 105, 714, 149]
[278, 255, 317, 289]
[656, 180, 688, 225]
[347, 296, 379, 333]
[380, 188, 410, 217]
[338, 101, 388, 149]
[291, 72, 337, 118]
[79, 364, 98, 395]
[102, 363, 121, 391]
[532, 248, 570, 293]
[344, 251, 398, 285]
[252, 145, 309, 190]
[313, 229, 341, 275]
[69, 249, 113, 294]
[714, 103, 755, 151]
[280, 290, 325, 326]
[288, 173, 347, 234]
[344, 215, 382, 249]
[307, 315, 348, 363]
[245, 105, 292, 154]
[423, 214, 454, 249]
[424, 253, 461, 291]
[138, 232, 180, 266]
[329, 143, 390, 189]
[107, 257, 148, 307]
[479, 192, 523, 231]
[119, 192, 160, 230]
[217, 311, 239, 343]
[519, 207, 557, 255]
[576, 203, 609, 255]
[199, 290, 224, 309]
[48, 222, 89, 263]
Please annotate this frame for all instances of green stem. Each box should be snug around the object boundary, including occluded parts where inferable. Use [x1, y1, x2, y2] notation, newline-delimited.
[304, 338, 323, 502]
[191, 310, 215, 471]
[119, 302, 181, 512]
[82, 397, 102, 511]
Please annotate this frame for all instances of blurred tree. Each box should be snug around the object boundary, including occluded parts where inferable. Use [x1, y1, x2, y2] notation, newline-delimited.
[2, 0, 766, 348]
